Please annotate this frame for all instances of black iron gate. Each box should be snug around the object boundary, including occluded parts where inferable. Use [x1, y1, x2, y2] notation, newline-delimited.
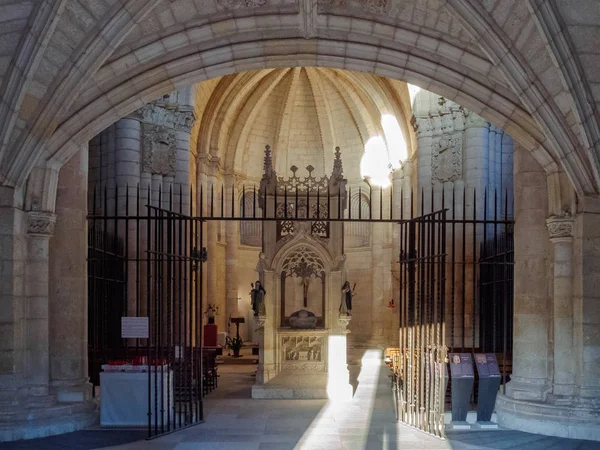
[88, 186, 205, 438]
[395, 188, 514, 436]
[88, 179, 513, 439]
[397, 208, 447, 436]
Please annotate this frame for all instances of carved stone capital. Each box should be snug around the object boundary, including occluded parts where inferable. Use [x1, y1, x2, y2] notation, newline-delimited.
[172, 110, 195, 133]
[28, 211, 57, 236]
[546, 215, 574, 241]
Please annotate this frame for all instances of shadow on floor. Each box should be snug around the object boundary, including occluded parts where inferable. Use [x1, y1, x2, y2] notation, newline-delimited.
[0, 430, 147, 450]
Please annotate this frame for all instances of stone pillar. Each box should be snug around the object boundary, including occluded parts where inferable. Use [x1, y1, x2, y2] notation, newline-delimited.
[114, 118, 142, 192]
[495, 128, 504, 195]
[0, 187, 27, 409]
[174, 126, 192, 215]
[203, 159, 221, 329]
[487, 125, 496, 205]
[256, 269, 277, 384]
[505, 145, 551, 401]
[370, 186, 385, 344]
[502, 134, 514, 218]
[24, 211, 56, 393]
[546, 215, 575, 403]
[464, 113, 489, 199]
[49, 148, 92, 403]
[415, 117, 433, 211]
[577, 210, 600, 408]
[225, 177, 239, 325]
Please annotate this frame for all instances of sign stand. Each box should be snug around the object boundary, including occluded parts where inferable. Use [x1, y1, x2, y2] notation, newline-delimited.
[448, 353, 474, 430]
[473, 353, 501, 429]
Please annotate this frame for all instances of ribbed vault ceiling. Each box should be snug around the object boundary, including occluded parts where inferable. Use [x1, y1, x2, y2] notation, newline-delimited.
[192, 68, 415, 182]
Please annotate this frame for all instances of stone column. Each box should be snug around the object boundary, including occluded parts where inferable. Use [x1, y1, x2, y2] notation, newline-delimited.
[415, 117, 433, 211]
[502, 134, 514, 218]
[505, 145, 551, 401]
[546, 215, 575, 403]
[464, 113, 489, 199]
[256, 268, 277, 384]
[23, 211, 56, 394]
[369, 186, 385, 344]
[225, 177, 239, 326]
[49, 148, 92, 402]
[174, 118, 192, 215]
[487, 125, 497, 205]
[0, 187, 27, 410]
[203, 158, 221, 329]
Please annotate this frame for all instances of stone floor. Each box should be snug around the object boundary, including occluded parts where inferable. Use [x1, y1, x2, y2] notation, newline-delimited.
[3, 349, 599, 449]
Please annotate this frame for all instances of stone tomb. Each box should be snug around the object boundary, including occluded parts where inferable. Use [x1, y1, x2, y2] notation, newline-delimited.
[251, 147, 353, 400]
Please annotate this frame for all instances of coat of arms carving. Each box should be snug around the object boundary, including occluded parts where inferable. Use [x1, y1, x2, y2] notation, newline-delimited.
[432, 134, 462, 182]
[142, 124, 176, 176]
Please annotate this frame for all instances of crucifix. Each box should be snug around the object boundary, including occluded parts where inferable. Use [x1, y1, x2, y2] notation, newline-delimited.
[295, 259, 313, 308]
[302, 276, 310, 307]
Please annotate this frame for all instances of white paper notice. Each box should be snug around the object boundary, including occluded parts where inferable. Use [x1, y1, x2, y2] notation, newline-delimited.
[121, 317, 149, 338]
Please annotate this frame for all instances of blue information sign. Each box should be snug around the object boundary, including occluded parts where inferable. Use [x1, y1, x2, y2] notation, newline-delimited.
[449, 353, 474, 378]
[474, 353, 501, 378]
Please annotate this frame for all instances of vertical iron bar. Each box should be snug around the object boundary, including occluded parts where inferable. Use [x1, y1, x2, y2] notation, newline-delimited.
[369, 184, 372, 220]
[348, 187, 352, 220]
[210, 184, 213, 218]
[199, 218, 205, 421]
[483, 188, 488, 351]
[242, 186, 246, 218]
[502, 189, 509, 391]
[472, 188, 477, 351]
[327, 184, 331, 220]
[461, 186, 466, 352]
[493, 190, 498, 353]
[136, 185, 141, 355]
[316, 186, 320, 219]
[188, 216, 193, 424]
[231, 182, 234, 218]
[124, 186, 130, 360]
[166, 189, 173, 432]
[146, 191, 152, 437]
[178, 191, 184, 429]
[184, 209, 190, 424]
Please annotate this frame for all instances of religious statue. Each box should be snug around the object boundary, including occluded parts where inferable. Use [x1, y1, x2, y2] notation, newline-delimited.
[340, 281, 355, 316]
[251, 280, 266, 316]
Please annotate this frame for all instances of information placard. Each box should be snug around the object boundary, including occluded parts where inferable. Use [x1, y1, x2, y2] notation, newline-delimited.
[474, 353, 501, 378]
[449, 353, 474, 378]
[121, 317, 149, 338]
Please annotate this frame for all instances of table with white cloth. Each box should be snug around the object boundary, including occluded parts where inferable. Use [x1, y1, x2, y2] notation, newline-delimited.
[217, 331, 228, 347]
[100, 370, 174, 427]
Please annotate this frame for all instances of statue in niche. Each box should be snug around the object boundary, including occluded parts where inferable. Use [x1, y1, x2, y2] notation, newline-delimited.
[251, 281, 266, 316]
[340, 281, 355, 316]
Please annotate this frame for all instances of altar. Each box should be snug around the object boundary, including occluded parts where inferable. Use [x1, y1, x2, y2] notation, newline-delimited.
[251, 146, 353, 400]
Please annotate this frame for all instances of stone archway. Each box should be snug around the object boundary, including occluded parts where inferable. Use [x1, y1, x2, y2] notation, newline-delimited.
[1, 0, 600, 442]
